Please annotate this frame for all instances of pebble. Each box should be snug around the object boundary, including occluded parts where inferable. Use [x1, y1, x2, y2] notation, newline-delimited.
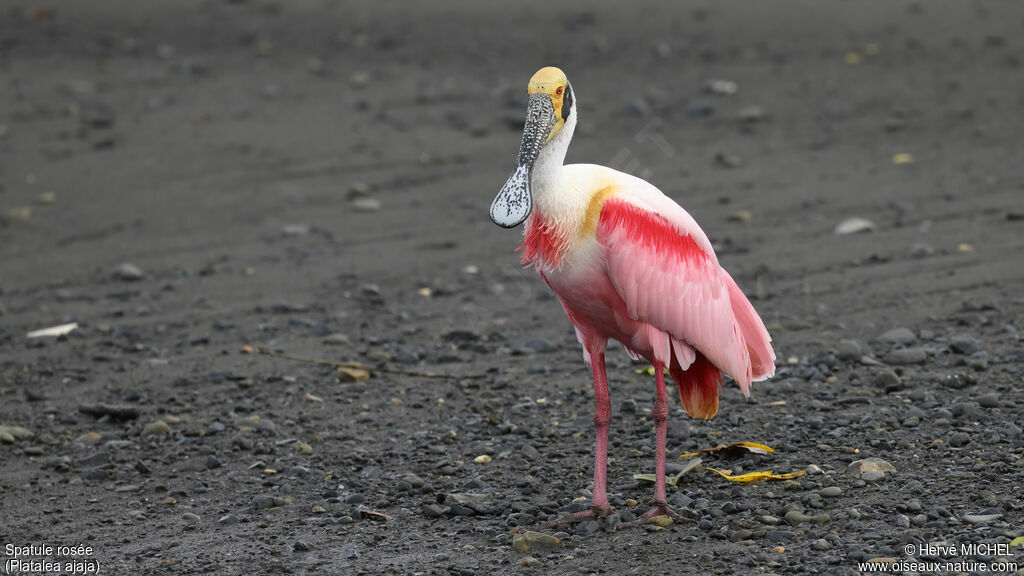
[512, 531, 560, 553]
[836, 340, 862, 361]
[895, 514, 910, 528]
[574, 520, 600, 537]
[603, 514, 621, 532]
[518, 557, 541, 567]
[141, 420, 171, 436]
[835, 217, 875, 235]
[976, 393, 999, 408]
[182, 512, 201, 523]
[352, 198, 381, 212]
[820, 486, 842, 498]
[648, 515, 673, 527]
[811, 539, 831, 550]
[294, 540, 311, 552]
[113, 262, 145, 282]
[878, 327, 916, 344]
[765, 530, 795, 543]
[218, 514, 240, 525]
[340, 543, 360, 559]
[885, 347, 928, 364]
[784, 510, 810, 525]
[963, 513, 1002, 524]
[861, 470, 886, 482]
[949, 334, 982, 354]
[0, 425, 33, 442]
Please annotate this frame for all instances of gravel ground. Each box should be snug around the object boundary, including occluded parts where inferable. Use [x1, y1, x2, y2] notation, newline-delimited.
[1, 1, 1023, 575]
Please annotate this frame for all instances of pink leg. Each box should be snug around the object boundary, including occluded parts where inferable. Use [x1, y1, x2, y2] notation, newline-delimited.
[544, 351, 615, 527]
[590, 352, 612, 511]
[636, 361, 683, 524]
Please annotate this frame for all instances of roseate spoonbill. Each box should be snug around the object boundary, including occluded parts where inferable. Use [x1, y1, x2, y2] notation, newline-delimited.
[490, 67, 776, 525]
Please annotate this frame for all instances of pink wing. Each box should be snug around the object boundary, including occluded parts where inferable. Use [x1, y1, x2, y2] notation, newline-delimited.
[595, 196, 775, 396]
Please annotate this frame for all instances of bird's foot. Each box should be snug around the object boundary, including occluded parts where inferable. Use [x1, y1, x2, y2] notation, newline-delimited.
[542, 504, 615, 528]
[633, 502, 684, 526]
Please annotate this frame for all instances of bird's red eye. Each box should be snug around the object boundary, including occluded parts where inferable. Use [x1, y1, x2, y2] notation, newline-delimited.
[556, 86, 563, 95]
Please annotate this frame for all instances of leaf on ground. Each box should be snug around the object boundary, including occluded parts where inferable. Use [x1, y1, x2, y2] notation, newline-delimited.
[680, 441, 774, 458]
[633, 473, 678, 488]
[634, 366, 669, 376]
[705, 467, 806, 482]
[1011, 536, 1024, 548]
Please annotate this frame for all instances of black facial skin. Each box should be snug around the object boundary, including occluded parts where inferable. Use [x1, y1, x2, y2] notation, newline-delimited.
[562, 83, 573, 121]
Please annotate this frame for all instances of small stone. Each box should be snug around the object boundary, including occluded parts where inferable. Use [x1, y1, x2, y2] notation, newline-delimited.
[846, 458, 895, 477]
[352, 198, 381, 212]
[836, 340, 862, 361]
[784, 510, 810, 525]
[948, 432, 971, 447]
[0, 426, 33, 441]
[909, 242, 934, 258]
[182, 512, 201, 523]
[518, 557, 541, 568]
[512, 531, 561, 553]
[574, 520, 600, 537]
[810, 513, 830, 524]
[340, 543, 360, 559]
[963, 513, 1002, 525]
[603, 514, 621, 532]
[820, 486, 842, 498]
[878, 327, 916, 344]
[977, 393, 999, 408]
[884, 348, 928, 365]
[323, 333, 351, 345]
[281, 224, 311, 237]
[218, 514, 240, 525]
[949, 335, 982, 354]
[835, 217, 875, 235]
[811, 539, 831, 551]
[113, 262, 145, 282]
[874, 370, 901, 389]
[337, 367, 370, 382]
[647, 515, 673, 527]
[293, 540, 312, 552]
[861, 470, 886, 482]
[141, 420, 171, 436]
[473, 454, 491, 463]
[765, 530, 795, 543]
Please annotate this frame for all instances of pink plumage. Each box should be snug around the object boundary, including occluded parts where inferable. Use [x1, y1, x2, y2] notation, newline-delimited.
[492, 67, 776, 525]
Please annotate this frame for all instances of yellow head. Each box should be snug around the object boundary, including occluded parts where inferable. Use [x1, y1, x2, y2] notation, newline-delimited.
[490, 66, 576, 228]
[527, 66, 572, 142]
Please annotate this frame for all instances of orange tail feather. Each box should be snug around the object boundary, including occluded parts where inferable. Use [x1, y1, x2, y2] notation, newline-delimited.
[669, 350, 722, 419]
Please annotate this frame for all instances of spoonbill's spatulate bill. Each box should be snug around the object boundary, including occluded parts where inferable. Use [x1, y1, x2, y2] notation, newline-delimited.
[490, 67, 777, 526]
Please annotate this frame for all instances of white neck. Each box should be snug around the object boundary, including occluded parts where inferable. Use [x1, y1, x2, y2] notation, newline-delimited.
[531, 107, 577, 221]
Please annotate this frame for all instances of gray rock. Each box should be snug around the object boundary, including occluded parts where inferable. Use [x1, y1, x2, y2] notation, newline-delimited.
[113, 262, 145, 282]
[846, 457, 895, 477]
[820, 486, 842, 498]
[949, 335, 982, 354]
[603, 514, 621, 533]
[884, 348, 928, 365]
[765, 530, 795, 542]
[340, 543, 360, 559]
[878, 327, 916, 344]
[574, 520, 600, 537]
[218, 514, 240, 525]
[182, 512, 201, 523]
[784, 510, 810, 524]
[512, 531, 561, 553]
[963, 513, 1002, 524]
[836, 340, 862, 361]
[811, 539, 831, 550]
[861, 470, 886, 482]
[895, 514, 910, 528]
[948, 432, 971, 447]
[951, 402, 981, 419]
[251, 495, 285, 509]
[977, 393, 999, 408]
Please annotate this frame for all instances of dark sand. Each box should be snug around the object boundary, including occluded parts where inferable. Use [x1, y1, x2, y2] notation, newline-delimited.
[1, 1, 1023, 574]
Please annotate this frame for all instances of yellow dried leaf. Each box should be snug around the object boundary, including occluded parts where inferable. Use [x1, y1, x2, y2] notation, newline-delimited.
[705, 467, 806, 482]
[337, 366, 370, 382]
[680, 441, 774, 458]
[1010, 536, 1024, 548]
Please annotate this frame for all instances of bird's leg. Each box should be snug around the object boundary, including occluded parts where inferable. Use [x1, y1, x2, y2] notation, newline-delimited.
[635, 361, 684, 524]
[543, 351, 614, 527]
